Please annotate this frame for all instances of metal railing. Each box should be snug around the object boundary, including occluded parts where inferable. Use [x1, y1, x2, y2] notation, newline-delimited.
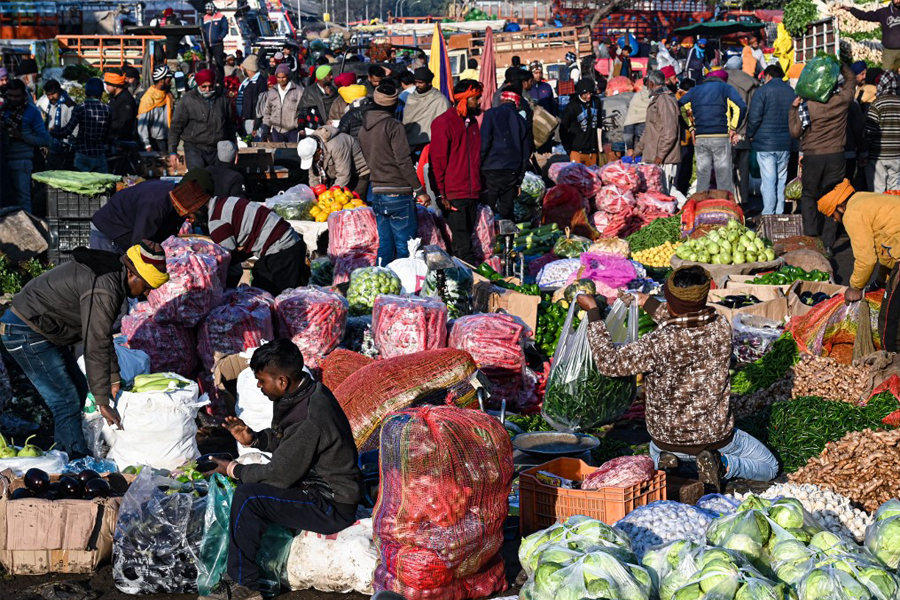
[56, 34, 164, 69]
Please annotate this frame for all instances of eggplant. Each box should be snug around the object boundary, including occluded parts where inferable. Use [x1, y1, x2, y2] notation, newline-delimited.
[77, 469, 102, 485]
[84, 478, 111, 499]
[196, 452, 233, 473]
[106, 472, 130, 495]
[58, 476, 84, 499]
[24, 468, 50, 494]
[812, 292, 831, 304]
[11, 488, 34, 500]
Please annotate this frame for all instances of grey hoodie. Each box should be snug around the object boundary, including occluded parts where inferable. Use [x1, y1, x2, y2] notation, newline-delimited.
[310, 125, 370, 188]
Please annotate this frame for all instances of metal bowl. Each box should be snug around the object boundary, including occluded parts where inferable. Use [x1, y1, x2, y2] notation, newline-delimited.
[512, 432, 600, 458]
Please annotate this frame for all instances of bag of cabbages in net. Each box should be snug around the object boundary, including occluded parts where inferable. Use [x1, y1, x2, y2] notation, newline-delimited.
[521, 549, 653, 600]
[597, 184, 636, 214]
[542, 299, 637, 431]
[197, 291, 275, 372]
[865, 499, 900, 570]
[328, 207, 379, 259]
[105, 374, 209, 471]
[274, 287, 348, 369]
[371, 294, 448, 359]
[519, 516, 636, 578]
[148, 238, 231, 327]
[599, 161, 641, 192]
[347, 266, 402, 316]
[113, 468, 208, 594]
[122, 302, 197, 376]
[373, 405, 514, 600]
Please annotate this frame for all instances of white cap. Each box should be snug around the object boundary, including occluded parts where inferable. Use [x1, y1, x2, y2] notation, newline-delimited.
[297, 137, 318, 170]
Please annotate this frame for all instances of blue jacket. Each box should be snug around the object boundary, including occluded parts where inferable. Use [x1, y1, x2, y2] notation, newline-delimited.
[746, 78, 795, 152]
[480, 101, 532, 181]
[0, 103, 51, 162]
[679, 78, 747, 137]
[202, 13, 228, 46]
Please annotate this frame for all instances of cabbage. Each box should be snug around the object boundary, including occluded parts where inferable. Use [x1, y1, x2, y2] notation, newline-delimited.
[567, 516, 631, 547]
[865, 513, 900, 569]
[535, 561, 567, 595]
[873, 500, 900, 523]
[673, 583, 704, 600]
[738, 495, 772, 513]
[723, 534, 764, 563]
[769, 501, 805, 530]
[697, 560, 740, 596]
[776, 558, 813, 586]
[771, 540, 812, 564]
[735, 580, 790, 600]
[697, 548, 739, 569]
[800, 569, 872, 600]
[538, 544, 583, 567]
[809, 532, 843, 554]
[662, 572, 693, 600]
[857, 566, 900, 600]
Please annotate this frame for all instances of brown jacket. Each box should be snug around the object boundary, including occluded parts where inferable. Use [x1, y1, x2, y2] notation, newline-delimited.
[359, 108, 424, 196]
[789, 65, 856, 156]
[635, 88, 681, 164]
[587, 298, 734, 446]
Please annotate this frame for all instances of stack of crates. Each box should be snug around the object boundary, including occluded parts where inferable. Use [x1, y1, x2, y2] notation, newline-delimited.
[46, 188, 109, 265]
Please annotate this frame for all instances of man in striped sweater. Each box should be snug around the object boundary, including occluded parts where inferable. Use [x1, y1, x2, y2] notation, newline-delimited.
[204, 195, 308, 296]
[865, 72, 900, 193]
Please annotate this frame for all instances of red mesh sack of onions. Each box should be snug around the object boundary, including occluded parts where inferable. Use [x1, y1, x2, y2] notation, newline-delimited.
[596, 184, 636, 214]
[147, 237, 231, 326]
[417, 205, 447, 250]
[372, 295, 448, 359]
[327, 207, 378, 259]
[197, 289, 275, 372]
[274, 287, 349, 369]
[634, 163, 665, 192]
[598, 161, 641, 192]
[333, 251, 377, 285]
[471, 204, 495, 263]
[581, 455, 655, 490]
[122, 302, 197, 376]
[636, 191, 678, 215]
[549, 162, 602, 199]
[373, 405, 513, 600]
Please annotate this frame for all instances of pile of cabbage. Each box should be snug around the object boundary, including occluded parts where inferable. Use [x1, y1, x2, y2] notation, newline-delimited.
[519, 516, 652, 600]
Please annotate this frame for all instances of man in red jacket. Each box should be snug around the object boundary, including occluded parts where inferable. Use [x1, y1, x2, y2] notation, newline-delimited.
[430, 79, 484, 264]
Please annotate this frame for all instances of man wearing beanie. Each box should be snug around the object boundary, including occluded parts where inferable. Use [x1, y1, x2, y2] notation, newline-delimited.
[359, 83, 429, 265]
[262, 62, 304, 142]
[207, 140, 246, 198]
[299, 65, 337, 130]
[237, 55, 267, 141]
[818, 180, 900, 352]
[402, 66, 451, 149]
[1, 240, 170, 457]
[576, 267, 778, 488]
[169, 68, 236, 171]
[50, 77, 111, 173]
[138, 65, 174, 152]
[561, 78, 602, 165]
[104, 68, 137, 143]
[91, 170, 213, 253]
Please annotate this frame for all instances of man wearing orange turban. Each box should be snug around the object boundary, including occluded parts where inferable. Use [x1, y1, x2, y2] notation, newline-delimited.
[104, 68, 137, 143]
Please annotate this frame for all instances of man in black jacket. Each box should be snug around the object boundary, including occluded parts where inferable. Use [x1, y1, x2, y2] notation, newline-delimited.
[481, 89, 532, 220]
[561, 79, 602, 165]
[0, 242, 169, 458]
[104, 69, 137, 143]
[237, 55, 267, 141]
[168, 68, 236, 171]
[203, 339, 361, 600]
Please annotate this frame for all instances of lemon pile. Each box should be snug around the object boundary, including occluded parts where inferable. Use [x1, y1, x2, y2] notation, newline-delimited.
[632, 241, 682, 267]
[309, 188, 366, 222]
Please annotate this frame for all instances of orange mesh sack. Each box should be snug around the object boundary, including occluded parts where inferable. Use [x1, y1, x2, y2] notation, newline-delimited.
[319, 349, 375, 390]
[373, 405, 514, 600]
[787, 291, 883, 364]
[332, 348, 481, 452]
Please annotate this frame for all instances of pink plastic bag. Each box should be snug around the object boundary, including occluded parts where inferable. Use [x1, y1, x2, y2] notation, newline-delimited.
[636, 191, 677, 215]
[582, 455, 655, 489]
[471, 204, 495, 263]
[328, 207, 379, 259]
[417, 205, 447, 250]
[635, 163, 665, 192]
[596, 184, 636, 214]
[333, 252, 377, 285]
[274, 287, 349, 369]
[568, 252, 637, 290]
[197, 289, 275, 372]
[598, 161, 641, 192]
[372, 295, 448, 359]
[161, 236, 231, 284]
[122, 302, 197, 376]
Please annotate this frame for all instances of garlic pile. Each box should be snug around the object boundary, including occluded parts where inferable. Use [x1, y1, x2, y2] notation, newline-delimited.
[730, 482, 873, 543]
[614, 501, 716, 559]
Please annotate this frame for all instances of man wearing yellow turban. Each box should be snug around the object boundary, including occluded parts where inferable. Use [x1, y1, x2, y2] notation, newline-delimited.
[818, 180, 900, 351]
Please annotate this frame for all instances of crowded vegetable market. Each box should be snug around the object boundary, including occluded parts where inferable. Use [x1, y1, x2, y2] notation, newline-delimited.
[1, 1, 900, 599]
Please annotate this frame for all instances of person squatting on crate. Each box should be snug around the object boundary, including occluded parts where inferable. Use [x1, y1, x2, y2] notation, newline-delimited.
[575, 266, 778, 488]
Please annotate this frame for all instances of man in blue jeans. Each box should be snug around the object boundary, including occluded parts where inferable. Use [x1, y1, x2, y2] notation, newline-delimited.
[0, 241, 169, 458]
[747, 64, 796, 214]
[1, 79, 50, 211]
[577, 266, 778, 488]
[357, 83, 429, 265]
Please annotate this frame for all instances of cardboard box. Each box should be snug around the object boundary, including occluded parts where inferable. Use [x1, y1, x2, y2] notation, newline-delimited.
[473, 280, 541, 332]
[708, 293, 789, 325]
[0, 472, 124, 575]
[724, 274, 792, 295]
[787, 281, 848, 318]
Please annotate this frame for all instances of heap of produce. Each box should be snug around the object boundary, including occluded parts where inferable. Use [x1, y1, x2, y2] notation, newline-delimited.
[615, 503, 717, 559]
[789, 355, 873, 404]
[536, 299, 568, 356]
[632, 241, 682, 268]
[346, 267, 401, 316]
[309, 185, 365, 222]
[0, 434, 52, 459]
[514, 223, 564, 255]
[476, 263, 541, 295]
[422, 261, 473, 319]
[747, 266, 830, 286]
[796, 291, 833, 307]
[732, 315, 783, 366]
[130, 373, 190, 392]
[730, 334, 799, 396]
[675, 220, 775, 265]
[714, 294, 761, 309]
[626, 215, 682, 254]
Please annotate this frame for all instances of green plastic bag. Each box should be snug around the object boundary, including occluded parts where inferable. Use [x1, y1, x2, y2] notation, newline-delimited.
[197, 475, 295, 596]
[795, 55, 841, 104]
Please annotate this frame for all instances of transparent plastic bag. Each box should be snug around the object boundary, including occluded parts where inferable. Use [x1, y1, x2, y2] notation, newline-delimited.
[795, 559, 900, 600]
[553, 230, 592, 258]
[274, 287, 349, 369]
[542, 298, 638, 432]
[614, 502, 717, 560]
[518, 516, 635, 579]
[347, 266, 401, 316]
[536, 258, 582, 290]
[309, 256, 334, 287]
[266, 185, 317, 221]
[371, 295, 448, 359]
[865, 500, 900, 570]
[732, 314, 784, 366]
[519, 171, 548, 206]
[521, 549, 652, 600]
[795, 55, 841, 104]
[421, 258, 473, 320]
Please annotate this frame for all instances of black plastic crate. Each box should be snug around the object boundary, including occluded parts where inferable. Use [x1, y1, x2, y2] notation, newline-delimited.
[757, 214, 804, 244]
[48, 219, 92, 252]
[46, 187, 108, 218]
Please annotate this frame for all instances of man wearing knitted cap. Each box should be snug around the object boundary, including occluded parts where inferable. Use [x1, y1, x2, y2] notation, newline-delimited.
[576, 268, 778, 488]
[50, 77, 111, 173]
[402, 66, 451, 149]
[237, 55, 267, 141]
[298, 65, 337, 130]
[138, 65, 174, 152]
[169, 68, 236, 171]
[817, 180, 900, 352]
[91, 169, 213, 254]
[262, 63, 304, 142]
[1, 240, 170, 457]
[104, 68, 137, 143]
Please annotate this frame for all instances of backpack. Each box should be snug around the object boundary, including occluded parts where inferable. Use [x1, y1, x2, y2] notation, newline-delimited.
[255, 87, 269, 121]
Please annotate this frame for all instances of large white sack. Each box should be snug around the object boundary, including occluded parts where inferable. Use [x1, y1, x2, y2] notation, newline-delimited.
[104, 374, 209, 470]
[235, 365, 273, 457]
[284, 518, 377, 594]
